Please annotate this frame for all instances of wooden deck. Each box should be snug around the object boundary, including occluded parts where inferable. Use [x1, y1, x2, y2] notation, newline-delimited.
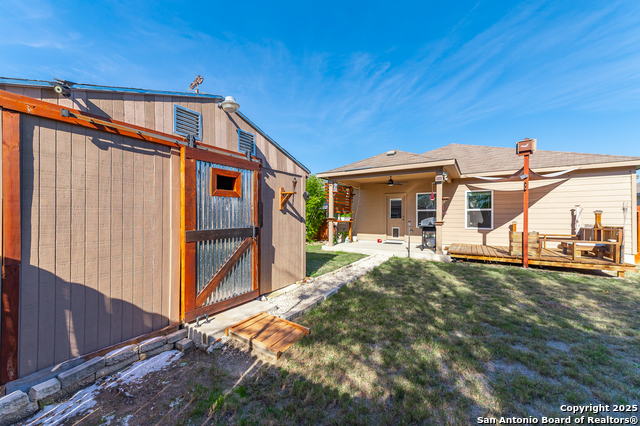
[448, 244, 638, 275]
[225, 312, 310, 359]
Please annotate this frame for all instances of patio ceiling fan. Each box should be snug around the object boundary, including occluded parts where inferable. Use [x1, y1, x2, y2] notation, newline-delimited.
[378, 176, 407, 186]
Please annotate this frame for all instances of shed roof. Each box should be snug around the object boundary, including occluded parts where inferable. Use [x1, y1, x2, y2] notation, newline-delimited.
[320, 143, 640, 177]
[0, 77, 310, 174]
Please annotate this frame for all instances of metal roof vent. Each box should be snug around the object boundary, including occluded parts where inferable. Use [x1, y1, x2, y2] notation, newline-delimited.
[174, 104, 201, 140]
[238, 129, 255, 155]
[387, 150, 396, 156]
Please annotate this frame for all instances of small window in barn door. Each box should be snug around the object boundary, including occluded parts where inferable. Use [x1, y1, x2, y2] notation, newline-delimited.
[211, 168, 242, 198]
[174, 104, 202, 140]
[237, 129, 255, 155]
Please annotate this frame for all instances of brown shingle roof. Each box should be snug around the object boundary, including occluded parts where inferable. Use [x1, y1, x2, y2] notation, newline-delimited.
[319, 143, 640, 176]
[320, 150, 437, 174]
[423, 144, 640, 175]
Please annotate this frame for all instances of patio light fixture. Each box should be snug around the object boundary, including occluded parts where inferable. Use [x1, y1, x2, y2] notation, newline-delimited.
[218, 96, 240, 113]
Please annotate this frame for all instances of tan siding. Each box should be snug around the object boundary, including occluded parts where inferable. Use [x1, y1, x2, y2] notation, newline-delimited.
[121, 141, 135, 341]
[54, 122, 72, 364]
[78, 90, 306, 176]
[442, 168, 636, 255]
[37, 118, 56, 370]
[351, 168, 636, 256]
[18, 116, 174, 378]
[18, 115, 39, 377]
[260, 169, 306, 293]
[110, 135, 123, 346]
[352, 176, 437, 241]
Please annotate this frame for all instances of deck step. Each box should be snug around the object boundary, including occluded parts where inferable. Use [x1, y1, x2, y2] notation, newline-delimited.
[225, 312, 310, 359]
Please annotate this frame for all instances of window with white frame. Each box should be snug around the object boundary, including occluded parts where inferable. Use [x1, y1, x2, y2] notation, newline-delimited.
[416, 193, 437, 226]
[466, 190, 493, 229]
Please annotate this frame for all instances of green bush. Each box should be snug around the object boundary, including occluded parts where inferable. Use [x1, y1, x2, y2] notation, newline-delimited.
[305, 175, 326, 242]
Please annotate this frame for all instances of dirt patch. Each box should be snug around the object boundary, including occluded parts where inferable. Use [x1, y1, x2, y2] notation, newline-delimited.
[19, 343, 275, 426]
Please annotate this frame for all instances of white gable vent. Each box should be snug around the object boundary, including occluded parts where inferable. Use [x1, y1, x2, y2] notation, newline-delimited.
[238, 129, 255, 155]
[174, 104, 201, 140]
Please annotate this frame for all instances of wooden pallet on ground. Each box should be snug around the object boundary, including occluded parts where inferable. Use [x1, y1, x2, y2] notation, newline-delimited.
[225, 312, 310, 359]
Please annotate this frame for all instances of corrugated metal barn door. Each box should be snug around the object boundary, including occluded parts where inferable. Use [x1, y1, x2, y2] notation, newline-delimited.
[181, 146, 261, 323]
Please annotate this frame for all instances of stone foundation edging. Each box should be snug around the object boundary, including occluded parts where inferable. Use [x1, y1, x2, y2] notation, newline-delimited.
[0, 329, 191, 426]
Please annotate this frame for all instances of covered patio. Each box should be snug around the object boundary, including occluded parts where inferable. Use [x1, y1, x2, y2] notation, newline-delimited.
[318, 150, 461, 256]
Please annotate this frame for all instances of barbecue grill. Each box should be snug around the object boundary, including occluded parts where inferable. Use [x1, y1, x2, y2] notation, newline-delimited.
[420, 217, 436, 250]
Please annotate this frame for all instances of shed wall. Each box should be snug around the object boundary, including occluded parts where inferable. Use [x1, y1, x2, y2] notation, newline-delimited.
[17, 114, 179, 378]
[0, 86, 307, 177]
[2, 84, 308, 379]
[261, 169, 306, 293]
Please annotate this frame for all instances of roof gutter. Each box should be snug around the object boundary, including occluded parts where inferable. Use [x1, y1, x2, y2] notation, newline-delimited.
[0, 77, 225, 100]
[317, 158, 461, 180]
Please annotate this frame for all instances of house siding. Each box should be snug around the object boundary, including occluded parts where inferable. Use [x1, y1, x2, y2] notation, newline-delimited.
[443, 167, 636, 257]
[351, 167, 637, 258]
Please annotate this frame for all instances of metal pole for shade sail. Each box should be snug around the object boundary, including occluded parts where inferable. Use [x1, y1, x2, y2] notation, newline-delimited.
[408, 220, 411, 258]
[523, 153, 529, 268]
[516, 138, 536, 269]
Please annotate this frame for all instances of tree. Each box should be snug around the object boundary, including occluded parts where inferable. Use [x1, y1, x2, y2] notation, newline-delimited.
[305, 175, 326, 242]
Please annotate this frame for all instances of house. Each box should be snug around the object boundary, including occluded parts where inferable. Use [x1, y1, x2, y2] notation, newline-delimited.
[0, 78, 308, 388]
[318, 143, 639, 264]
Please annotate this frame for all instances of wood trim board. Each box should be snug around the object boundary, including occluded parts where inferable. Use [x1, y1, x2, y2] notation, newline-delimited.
[1, 110, 21, 384]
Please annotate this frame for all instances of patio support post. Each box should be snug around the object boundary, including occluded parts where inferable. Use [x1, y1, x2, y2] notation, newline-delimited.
[435, 170, 444, 255]
[328, 180, 335, 246]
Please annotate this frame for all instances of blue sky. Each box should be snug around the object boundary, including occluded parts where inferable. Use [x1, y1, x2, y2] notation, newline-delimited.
[2, 0, 640, 174]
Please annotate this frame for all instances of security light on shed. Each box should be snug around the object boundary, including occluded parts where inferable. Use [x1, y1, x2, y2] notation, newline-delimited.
[218, 96, 240, 113]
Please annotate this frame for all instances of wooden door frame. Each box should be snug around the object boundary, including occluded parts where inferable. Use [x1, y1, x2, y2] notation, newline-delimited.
[180, 146, 262, 323]
[385, 193, 406, 240]
[1, 109, 21, 385]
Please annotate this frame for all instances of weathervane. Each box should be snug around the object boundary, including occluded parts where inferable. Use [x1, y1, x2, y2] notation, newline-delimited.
[189, 75, 204, 93]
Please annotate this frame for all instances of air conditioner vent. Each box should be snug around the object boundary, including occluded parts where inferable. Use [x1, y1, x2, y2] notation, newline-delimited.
[174, 105, 201, 140]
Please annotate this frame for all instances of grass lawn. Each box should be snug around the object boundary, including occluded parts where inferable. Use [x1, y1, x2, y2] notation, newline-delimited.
[209, 258, 640, 425]
[306, 242, 367, 277]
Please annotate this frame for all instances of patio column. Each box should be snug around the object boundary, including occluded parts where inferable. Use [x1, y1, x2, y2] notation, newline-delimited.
[328, 180, 335, 246]
[435, 170, 444, 255]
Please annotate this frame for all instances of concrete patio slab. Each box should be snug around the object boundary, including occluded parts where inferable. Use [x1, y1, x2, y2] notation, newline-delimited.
[322, 240, 451, 262]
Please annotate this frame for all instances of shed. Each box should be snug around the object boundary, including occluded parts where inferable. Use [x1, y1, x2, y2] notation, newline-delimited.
[0, 78, 309, 388]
